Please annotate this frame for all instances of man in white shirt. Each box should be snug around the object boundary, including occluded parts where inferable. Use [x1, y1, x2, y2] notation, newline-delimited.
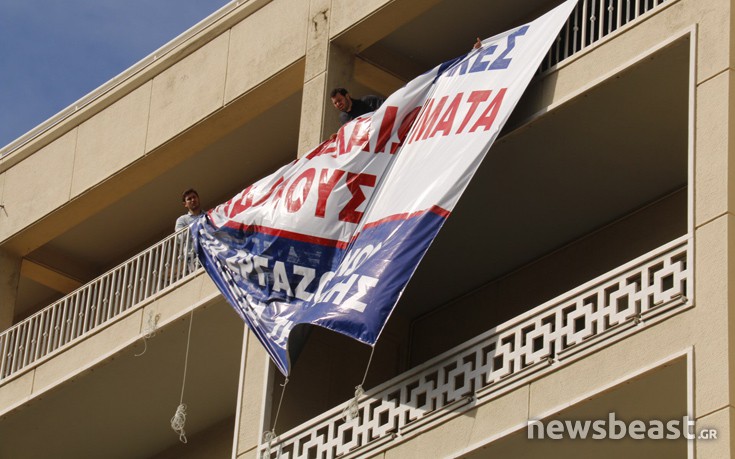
[175, 188, 202, 231]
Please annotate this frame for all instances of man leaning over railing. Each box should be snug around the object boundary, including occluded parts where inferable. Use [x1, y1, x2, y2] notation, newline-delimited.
[175, 188, 203, 273]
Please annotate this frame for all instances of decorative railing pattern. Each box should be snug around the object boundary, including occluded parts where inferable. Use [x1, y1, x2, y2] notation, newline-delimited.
[262, 237, 690, 459]
[0, 228, 200, 381]
[541, 0, 669, 72]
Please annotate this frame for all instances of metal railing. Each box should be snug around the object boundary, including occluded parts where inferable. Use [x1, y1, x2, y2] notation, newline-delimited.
[0, 228, 200, 382]
[541, 0, 669, 72]
[261, 236, 690, 459]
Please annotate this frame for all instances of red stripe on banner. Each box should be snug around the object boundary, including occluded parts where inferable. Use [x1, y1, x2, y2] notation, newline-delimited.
[220, 221, 352, 249]
[363, 205, 451, 229]
[216, 205, 450, 248]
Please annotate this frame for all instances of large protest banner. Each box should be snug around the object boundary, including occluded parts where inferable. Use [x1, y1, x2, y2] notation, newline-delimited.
[192, 0, 577, 376]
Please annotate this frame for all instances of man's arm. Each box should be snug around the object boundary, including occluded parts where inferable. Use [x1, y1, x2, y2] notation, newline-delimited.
[175, 215, 188, 232]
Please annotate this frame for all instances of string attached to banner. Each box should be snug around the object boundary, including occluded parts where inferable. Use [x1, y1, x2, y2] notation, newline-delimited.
[263, 377, 289, 459]
[343, 346, 376, 421]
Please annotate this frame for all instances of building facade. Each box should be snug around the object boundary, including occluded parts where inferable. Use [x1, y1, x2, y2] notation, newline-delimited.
[0, 0, 728, 457]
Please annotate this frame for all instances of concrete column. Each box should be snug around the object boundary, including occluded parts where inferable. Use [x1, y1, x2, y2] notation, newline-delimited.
[692, 62, 735, 458]
[297, 0, 355, 156]
[0, 250, 21, 330]
[235, 331, 271, 458]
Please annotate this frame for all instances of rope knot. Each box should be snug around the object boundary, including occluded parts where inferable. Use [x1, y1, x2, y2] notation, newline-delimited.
[342, 384, 364, 421]
[134, 311, 160, 357]
[171, 403, 188, 443]
[262, 430, 280, 459]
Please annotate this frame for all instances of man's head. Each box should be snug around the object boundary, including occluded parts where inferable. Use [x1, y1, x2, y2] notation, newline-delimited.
[181, 188, 201, 214]
[330, 87, 352, 113]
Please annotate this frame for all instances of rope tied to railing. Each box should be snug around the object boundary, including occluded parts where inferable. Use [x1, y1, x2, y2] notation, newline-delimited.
[262, 430, 279, 459]
[342, 346, 375, 421]
[134, 311, 160, 357]
[262, 377, 289, 459]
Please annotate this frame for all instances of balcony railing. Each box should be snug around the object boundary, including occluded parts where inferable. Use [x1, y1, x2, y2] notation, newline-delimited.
[540, 0, 669, 72]
[261, 236, 691, 459]
[0, 228, 200, 382]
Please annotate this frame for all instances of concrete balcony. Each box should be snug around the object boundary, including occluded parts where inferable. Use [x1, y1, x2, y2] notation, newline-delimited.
[260, 236, 691, 458]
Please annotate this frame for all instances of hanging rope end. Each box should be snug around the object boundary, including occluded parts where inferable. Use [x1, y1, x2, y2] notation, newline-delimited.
[171, 403, 188, 443]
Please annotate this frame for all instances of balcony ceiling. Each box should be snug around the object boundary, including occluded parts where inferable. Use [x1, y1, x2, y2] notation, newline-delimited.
[358, 0, 563, 79]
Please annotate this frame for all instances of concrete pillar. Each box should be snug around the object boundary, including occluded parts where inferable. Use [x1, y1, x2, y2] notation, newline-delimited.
[235, 331, 271, 458]
[0, 250, 21, 331]
[693, 50, 735, 459]
[297, 0, 355, 156]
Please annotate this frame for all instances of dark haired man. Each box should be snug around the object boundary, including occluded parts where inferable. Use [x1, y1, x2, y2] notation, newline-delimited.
[330, 88, 385, 126]
[175, 188, 203, 231]
[329, 39, 481, 128]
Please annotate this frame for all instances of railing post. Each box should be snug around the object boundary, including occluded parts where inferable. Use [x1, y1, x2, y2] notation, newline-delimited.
[0, 332, 8, 379]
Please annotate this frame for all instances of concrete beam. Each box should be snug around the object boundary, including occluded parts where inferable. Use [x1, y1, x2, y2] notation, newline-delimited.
[354, 56, 406, 98]
[20, 259, 82, 295]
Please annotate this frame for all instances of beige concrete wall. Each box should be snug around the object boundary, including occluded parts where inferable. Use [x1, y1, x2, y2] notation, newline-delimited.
[225, 0, 308, 103]
[0, 130, 77, 240]
[71, 82, 152, 198]
[146, 34, 230, 151]
[696, 70, 731, 226]
[235, 332, 269, 458]
[384, 386, 531, 459]
[297, 0, 338, 154]
[693, 1, 735, 456]
[695, 215, 731, 434]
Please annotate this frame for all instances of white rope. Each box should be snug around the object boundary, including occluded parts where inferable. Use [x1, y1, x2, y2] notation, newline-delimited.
[262, 377, 289, 459]
[134, 311, 160, 357]
[262, 430, 279, 459]
[343, 346, 375, 421]
[171, 403, 188, 443]
[342, 385, 365, 421]
[171, 311, 194, 443]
